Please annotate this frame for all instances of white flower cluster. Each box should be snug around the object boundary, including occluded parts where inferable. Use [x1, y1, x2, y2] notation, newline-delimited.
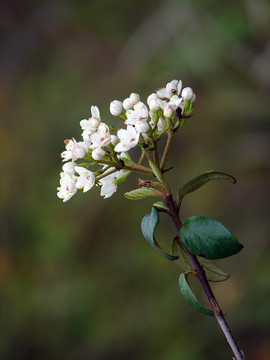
[57, 79, 195, 202]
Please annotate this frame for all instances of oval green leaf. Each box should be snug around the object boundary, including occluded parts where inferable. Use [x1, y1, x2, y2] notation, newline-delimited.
[178, 171, 236, 206]
[141, 207, 178, 261]
[179, 273, 214, 316]
[180, 216, 243, 259]
[171, 238, 229, 282]
[125, 187, 159, 200]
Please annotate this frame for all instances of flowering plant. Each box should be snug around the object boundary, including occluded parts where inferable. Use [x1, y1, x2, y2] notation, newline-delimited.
[57, 79, 245, 359]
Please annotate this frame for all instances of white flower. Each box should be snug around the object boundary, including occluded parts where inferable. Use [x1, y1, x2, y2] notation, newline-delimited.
[118, 152, 130, 160]
[62, 161, 76, 174]
[110, 100, 123, 116]
[156, 87, 171, 99]
[149, 98, 162, 112]
[80, 106, 101, 132]
[157, 80, 182, 100]
[110, 135, 118, 146]
[61, 138, 89, 162]
[150, 116, 166, 132]
[114, 125, 140, 152]
[92, 148, 105, 160]
[123, 98, 133, 110]
[181, 87, 194, 101]
[129, 93, 140, 105]
[164, 105, 174, 118]
[147, 93, 159, 106]
[75, 166, 95, 192]
[82, 129, 92, 143]
[157, 117, 166, 131]
[125, 101, 148, 126]
[90, 122, 111, 149]
[167, 95, 182, 110]
[57, 172, 77, 202]
[151, 95, 182, 113]
[191, 92, 196, 103]
[166, 79, 182, 96]
[80, 118, 99, 133]
[91, 106, 100, 119]
[135, 120, 150, 134]
[166, 80, 178, 94]
[99, 169, 127, 199]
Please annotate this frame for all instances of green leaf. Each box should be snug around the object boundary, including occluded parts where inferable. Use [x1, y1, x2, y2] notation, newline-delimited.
[125, 187, 159, 200]
[180, 216, 243, 259]
[153, 201, 169, 211]
[141, 207, 178, 261]
[179, 273, 214, 316]
[199, 258, 230, 282]
[149, 161, 165, 184]
[171, 238, 229, 282]
[171, 238, 194, 272]
[115, 171, 130, 185]
[178, 171, 236, 206]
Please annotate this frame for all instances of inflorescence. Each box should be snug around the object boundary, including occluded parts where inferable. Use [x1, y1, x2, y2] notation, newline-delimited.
[57, 79, 196, 202]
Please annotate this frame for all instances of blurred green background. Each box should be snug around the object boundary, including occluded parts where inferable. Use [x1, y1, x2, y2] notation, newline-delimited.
[1, 0, 270, 359]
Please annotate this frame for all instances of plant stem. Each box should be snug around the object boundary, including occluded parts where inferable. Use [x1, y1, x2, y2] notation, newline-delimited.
[124, 163, 153, 175]
[160, 130, 174, 171]
[164, 194, 246, 360]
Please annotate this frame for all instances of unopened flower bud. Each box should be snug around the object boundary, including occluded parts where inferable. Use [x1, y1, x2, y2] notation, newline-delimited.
[191, 92, 196, 103]
[62, 161, 75, 174]
[74, 146, 86, 159]
[147, 93, 159, 106]
[89, 116, 101, 128]
[110, 100, 123, 116]
[135, 120, 150, 134]
[92, 148, 105, 160]
[123, 98, 133, 111]
[149, 98, 160, 112]
[110, 135, 118, 146]
[181, 87, 194, 101]
[129, 93, 140, 105]
[164, 105, 174, 118]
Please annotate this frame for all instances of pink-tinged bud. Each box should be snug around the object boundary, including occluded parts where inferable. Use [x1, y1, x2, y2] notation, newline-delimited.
[89, 116, 101, 128]
[181, 87, 194, 101]
[149, 98, 160, 112]
[191, 92, 196, 102]
[92, 148, 105, 160]
[164, 105, 174, 118]
[110, 135, 118, 146]
[123, 98, 133, 110]
[129, 93, 140, 105]
[74, 146, 86, 159]
[147, 93, 159, 106]
[110, 100, 123, 116]
[135, 120, 150, 134]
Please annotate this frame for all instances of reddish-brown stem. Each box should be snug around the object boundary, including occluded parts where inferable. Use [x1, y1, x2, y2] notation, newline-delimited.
[164, 194, 246, 360]
[124, 163, 153, 175]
